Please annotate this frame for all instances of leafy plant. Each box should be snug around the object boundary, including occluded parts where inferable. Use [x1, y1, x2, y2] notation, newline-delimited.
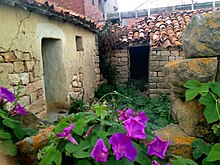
[69, 98, 86, 114]
[0, 86, 37, 157]
[184, 80, 220, 165]
[38, 92, 173, 165]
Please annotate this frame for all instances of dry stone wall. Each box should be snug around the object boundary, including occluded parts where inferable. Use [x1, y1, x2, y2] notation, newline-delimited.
[0, 48, 47, 119]
[110, 48, 184, 97]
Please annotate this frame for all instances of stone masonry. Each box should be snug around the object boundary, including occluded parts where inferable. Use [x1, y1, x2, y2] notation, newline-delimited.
[0, 48, 47, 119]
[110, 47, 184, 97]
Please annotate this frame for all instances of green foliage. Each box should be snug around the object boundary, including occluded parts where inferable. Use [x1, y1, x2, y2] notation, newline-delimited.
[171, 155, 198, 165]
[0, 87, 37, 157]
[69, 98, 86, 114]
[184, 80, 220, 165]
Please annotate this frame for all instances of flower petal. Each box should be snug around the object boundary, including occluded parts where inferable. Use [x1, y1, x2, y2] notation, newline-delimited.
[148, 136, 170, 159]
[123, 116, 146, 140]
[109, 132, 137, 162]
[135, 110, 150, 125]
[0, 87, 15, 103]
[91, 138, 108, 163]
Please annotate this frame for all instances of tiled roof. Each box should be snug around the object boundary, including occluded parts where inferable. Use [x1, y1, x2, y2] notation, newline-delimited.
[0, 0, 97, 33]
[113, 8, 220, 49]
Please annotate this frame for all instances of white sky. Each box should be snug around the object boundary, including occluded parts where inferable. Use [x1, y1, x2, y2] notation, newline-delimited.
[117, 0, 215, 11]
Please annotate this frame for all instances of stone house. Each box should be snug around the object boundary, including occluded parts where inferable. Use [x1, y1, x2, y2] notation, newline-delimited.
[109, 7, 220, 97]
[49, 0, 119, 22]
[0, 0, 101, 118]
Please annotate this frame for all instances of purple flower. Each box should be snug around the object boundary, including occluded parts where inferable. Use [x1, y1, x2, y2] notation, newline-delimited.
[152, 160, 161, 165]
[135, 110, 150, 125]
[9, 103, 27, 116]
[90, 138, 108, 163]
[148, 136, 170, 159]
[123, 116, 146, 140]
[117, 108, 134, 121]
[109, 132, 137, 162]
[56, 124, 78, 145]
[0, 87, 15, 103]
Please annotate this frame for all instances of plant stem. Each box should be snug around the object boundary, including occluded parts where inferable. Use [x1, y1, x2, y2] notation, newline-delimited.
[209, 92, 220, 122]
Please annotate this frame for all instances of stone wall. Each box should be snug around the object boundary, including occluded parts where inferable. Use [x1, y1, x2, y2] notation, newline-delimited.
[149, 49, 184, 97]
[110, 47, 184, 97]
[0, 49, 46, 118]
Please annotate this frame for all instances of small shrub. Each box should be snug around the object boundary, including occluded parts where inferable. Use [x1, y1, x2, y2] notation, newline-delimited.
[69, 98, 85, 114]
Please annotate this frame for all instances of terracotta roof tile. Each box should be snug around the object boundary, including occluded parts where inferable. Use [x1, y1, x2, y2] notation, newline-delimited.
[1, 0, 97, 32]
[114, 8, 220, 48]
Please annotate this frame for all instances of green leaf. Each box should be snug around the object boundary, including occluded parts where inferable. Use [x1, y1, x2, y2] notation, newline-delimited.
[0, 130, 11, 139]
[184, 80, 209, 101]
[3, 118, 20, 129]
[191, 138, 212, 159]
[208, 82, 220, 97]
[13, 125, 37, 140]
[96, 131, 109, 138]
[172, 155, 198, 165]
[77, 160, 92, 165]
[73, 118, 86, 136]
[54, 121, 70, 134]
[108, 123, 126, 134]
[39, 145, 62, 165]
[93, 103, 108, 119]
[211, 124, 220, 134]
[65, 140, 91, 158]
[202, 157, 220, 165]
[0, 110, 7, 119]
[0, 139, 17, 156]
[133, 142, 151, 165]
[206, 143, 220, 162]
[199, 93, 220, 124]
[105, 156, 134, 165]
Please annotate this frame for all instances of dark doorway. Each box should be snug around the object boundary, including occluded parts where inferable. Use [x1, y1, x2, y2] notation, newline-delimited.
[129, 46, 150, 83]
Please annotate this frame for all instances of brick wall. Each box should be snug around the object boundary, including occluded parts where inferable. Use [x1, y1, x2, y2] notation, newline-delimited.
[49, 0, 104, 22]
[0, 49, 47, 118]
[149, 49, 184, 97]
[49, 0, 84, 14]
[110, 48, 184, 97]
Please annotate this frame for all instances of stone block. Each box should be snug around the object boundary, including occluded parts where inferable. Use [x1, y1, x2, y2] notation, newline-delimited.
[168, 56, 176, 61]
[16, 126, 54, 165]
[150, 50, 157, 55]
[25, 98, 46, 114]
[160, 50, 171, 56]
[72, 81, 78, 87]
[150, 61, 160, 66]
[29, 72, 34, 83]
[18, 95, 30, 107]
[26, 80, 44, 95]
[150, 66, 163, 72]
[8, 74, 20, 85]
[33, 61, 43, 78]
[2, 52, 16, 62]
[158, 72, 164, 77]
[0, 63, 13, 73]
[20, 73, 29, 85]
[14, 51, 30, 60]
[153, 124, 195, 159]
[25, 61, 35, 71]
[30, 92, 38, 103]
[164, 58, 218, 94]
[13, 62, 25, 73]
[157, 83, 168, 89]
[13, 85, 26, 97]
[37, 89, 44, 99]
[0, 56, 3, 62]
[170, 50, 179, 56]
[149, 77, 164, 83]
[149, 83, 157, 89]
[160, 61, 168, 66]
[149, 89, 170, 94]
[149, 71, 157, 77]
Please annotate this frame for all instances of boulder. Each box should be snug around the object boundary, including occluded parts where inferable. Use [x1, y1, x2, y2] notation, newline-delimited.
[164, 58, 217, 95]
[170, 97, 215, 141]
[16, 126, 54, 165]
[153, 124, 195, 159]
[183, 12, 220, 58]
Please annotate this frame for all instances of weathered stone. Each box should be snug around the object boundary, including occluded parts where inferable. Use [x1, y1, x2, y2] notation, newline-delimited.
[153, 124, 195, 159]
[164, 58, 218, 94]
[8, 74, 20, 85]
[13, 62, 25, 73]
[13, 85, 26, 97]
[2, 52, 16, 62]
[16, 126, 54, 165]
[171, 97, 215, 141]
[25, 61, 35, 71]
[72, 81, 78, 87]
[0, 63, 13, 73]
[18, 96, 30, 107]
[14, 51, 30, 61]
[183, 12, 220, 58]
[20, 73, 29, 85]
[25, 98, 46, 115]
[26, 80, 44, 95]
[33, 61, 43, 78]
[0, 56, 3, 62]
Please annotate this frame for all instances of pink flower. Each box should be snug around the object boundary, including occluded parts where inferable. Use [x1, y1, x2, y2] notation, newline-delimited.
[9, 103, 27, 116]
[148, 136, 170, 159]
[91, 138, 108, 163]
[135, 110, 150, 125]
[56, 124, 77, 145]
[123, 116, 146, 140]
[109, 132, 137, 162]
[0, 87, 15, 104]
[117, 108, 134, 121]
